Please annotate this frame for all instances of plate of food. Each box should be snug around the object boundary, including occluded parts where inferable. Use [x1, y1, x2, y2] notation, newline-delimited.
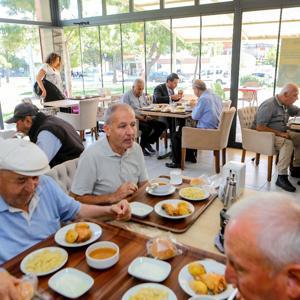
[179, 187, 210, 201]
[55, 222, 102, 247]
[122, 283, 177, 300]
[146, 185, 176, 196]
[178, 259, 234, 299]
[154, 199, 194, 219]
[20, 247, 68, 276]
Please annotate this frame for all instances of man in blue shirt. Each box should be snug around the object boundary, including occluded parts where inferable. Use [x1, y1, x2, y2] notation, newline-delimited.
[166, 79, 223, 168]
[0, 138, 131, 264]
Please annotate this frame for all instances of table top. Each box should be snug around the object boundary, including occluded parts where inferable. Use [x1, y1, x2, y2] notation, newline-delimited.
[2, 221, 225, 300]
[139, 109, 192, 118]
[223, 86, 261, 92]
[43, 99, 80, 108]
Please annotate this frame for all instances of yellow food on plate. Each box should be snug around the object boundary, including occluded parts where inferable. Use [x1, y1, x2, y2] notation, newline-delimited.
[188, 262, 206, 278]
[150, 238, 177, 260]
[177, 201, 192, 215]
[180, 187, 206, 200]
[189, 280, 208, 295]
[161, 203, 177, 216]
[129, 287, 168, 300]
[24, 249, 65, 274]
[190, 177, 205, 186]
[65, 222, 92, 244]
[162, 201, 191, 216]
[200, 273, 227, 294]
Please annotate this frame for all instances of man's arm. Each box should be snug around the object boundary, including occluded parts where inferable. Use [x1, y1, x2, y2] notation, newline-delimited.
[153, 85, 169, 103]
[0, 271, 21, 300]
[256, 125, 289, 139]
[36, 130, 62, 161]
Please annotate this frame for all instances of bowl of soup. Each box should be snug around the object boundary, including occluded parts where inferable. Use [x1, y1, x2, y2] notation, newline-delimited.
[149, 178, 171, 194]
[86, 241, 119, 269]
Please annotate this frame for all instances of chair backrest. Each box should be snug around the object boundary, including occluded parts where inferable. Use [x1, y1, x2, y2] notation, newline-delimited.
[218, 107, 236, 148]
[46, 158, 79, 193]
[222, 100, 232, 111]
[238, 106, 257, 129]
[78, 98, 99, 129]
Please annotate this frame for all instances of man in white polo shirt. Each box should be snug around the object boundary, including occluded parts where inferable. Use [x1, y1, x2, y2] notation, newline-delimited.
[70, 103, 148, 204]
[0, 138, 131, 263]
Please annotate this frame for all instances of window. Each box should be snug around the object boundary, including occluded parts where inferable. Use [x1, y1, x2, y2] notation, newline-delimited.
[165, 0, 194, 9]
[134, 0, 160, 11]
[82, 0, 102, 17]
[59, 0, 78, 20]
[106, 0, 129, 15]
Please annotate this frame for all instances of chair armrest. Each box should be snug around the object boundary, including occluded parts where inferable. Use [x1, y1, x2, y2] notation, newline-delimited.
[242, 128, 276, 155]
[57, 112, 80, 130]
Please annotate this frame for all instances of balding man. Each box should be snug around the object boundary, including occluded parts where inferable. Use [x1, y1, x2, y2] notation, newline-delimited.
[71, 103, 148, 204]
[121, 79, 166, 156]
[252, 83, 300, 192]
[166, 79, 223, 168]
[225, 193, 300, 299]
[0, 138, 131, 263]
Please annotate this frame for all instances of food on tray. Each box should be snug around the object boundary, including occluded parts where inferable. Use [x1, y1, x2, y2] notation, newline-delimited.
[129, 287, 168, 300]
[150, 238, 177, 260]
[180, 187, 207, 200]
[174, 105, 185, 113]
[189, 280, 208, 295]
[24, 249, 65, 274]
[190, 177, 206, 186]
[162, 201, 191, 216]
[187, 262, 227, 295]
[65, 222, 92, 244]
[89, 247, 117, 259]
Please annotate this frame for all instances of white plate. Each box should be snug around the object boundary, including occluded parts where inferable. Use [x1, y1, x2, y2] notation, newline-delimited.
[54, 222, 102, 247]
[179, 187, 210, 201]
[130, 202, 153, 218]
[178, 259, 234, 299]
[146, 185, 176, 196]
[48, 267, 94, 298]
[20, 247, 68, 276]
[122, 283, 177, 300]
[154, 199, 194, 219]
[128, 256, 171, 282]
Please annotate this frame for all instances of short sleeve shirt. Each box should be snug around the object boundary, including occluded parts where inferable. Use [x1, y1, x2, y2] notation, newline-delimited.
[0, 176, 80, 263]
[252, 96, 300, 132]
[71, 135, 148, 196]
[41, 63, 64, 94]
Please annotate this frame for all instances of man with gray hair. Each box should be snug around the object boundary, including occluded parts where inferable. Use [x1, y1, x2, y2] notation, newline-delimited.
[252, 83, 300, 192]
[0, 138, 131, 264]
[71, 103, 148, 204]
[166, 79, 223, 168]
[121, 79, 166, 156]
[225, 192, 300, 299]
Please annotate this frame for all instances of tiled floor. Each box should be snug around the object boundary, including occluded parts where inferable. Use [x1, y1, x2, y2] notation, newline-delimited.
[85, 135, 300, 197]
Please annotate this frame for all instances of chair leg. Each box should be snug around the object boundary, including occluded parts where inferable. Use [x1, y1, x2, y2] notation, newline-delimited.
[255, 153, 260, 166]
[241, 149, 246, 162]
[214, 150, 220, 173]
[164, 130, 168, 149]
[267, 156, 273, 182]
[79, 130, 84, 141]
[156, 138, 159, 151]
[94, 127, 98, 140]
[181, 148, 186, 170]
[222, 148, 226, 166]
[275, 153, 279, 165]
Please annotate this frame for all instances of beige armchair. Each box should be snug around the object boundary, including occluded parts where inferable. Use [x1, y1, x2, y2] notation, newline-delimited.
[238, 107, 276, 181]
[181, 107, 236, 173]
[57, 98, 99, 140]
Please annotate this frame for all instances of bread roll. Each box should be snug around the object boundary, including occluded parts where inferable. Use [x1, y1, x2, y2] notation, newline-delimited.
[151, 238, 176, 260]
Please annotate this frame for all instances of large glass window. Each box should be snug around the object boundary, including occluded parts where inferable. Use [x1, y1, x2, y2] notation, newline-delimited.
[122, 22, 145, 93]
[0, 0, 51, 22]
[201, 0, 232, 3]
[106, 0, 129, 15]
[165, 0, 194, 9]
[100, 25, 123, 94]
[134, 0, 160, 11]
[145, 20, 171, 94]
[82, 0, 102, 17]
[0, 24, 42, 121]
[59, 0, 78, 20]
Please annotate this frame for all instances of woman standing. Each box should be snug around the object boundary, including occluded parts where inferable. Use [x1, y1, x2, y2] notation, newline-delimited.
[36, 52, 65, 102]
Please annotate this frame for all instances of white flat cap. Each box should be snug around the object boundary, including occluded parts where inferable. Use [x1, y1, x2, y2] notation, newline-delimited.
[0, 139, 50, 176]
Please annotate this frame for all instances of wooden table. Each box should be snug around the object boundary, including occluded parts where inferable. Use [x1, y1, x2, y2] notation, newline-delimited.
[139, 109, 192, 119]
[43, 99, 80, 108]
[2, 221, 225, 299]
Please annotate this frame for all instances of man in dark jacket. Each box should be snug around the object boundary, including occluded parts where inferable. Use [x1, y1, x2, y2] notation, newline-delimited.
[6, 103, 84, 167]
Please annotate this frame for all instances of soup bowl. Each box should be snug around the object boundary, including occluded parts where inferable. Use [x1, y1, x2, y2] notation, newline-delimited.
[86, 241, 119, 269]
[149, 178, 171, 194]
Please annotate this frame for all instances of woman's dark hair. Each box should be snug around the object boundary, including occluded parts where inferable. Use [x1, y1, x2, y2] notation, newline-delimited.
[45, 52, 61, 65]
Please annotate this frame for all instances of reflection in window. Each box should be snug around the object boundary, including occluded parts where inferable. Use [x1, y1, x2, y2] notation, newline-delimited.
[134, 0, 160, 11]
[0, 0, 51, 21]
[165, 0, 194, 8]
[59, 0, 78, 20]
[145, 20, 171, 95]
[172, 17, 200, 95]
[0, 24, 42, 120]
[106, 0, 129, 15]
[82, 0, 102, 17]
[122, 23, 145, 92]
[100, 25, 123, 94]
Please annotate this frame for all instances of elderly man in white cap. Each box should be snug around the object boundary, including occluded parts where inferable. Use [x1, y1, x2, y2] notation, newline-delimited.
[0, 138, 131, 264]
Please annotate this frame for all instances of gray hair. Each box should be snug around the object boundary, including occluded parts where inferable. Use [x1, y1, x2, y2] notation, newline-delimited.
[192, 79, 206, 91]
[228, 192, 300, 271]
[280, 83, 298, 96]
[104, 103, 135, 124]
[133, 78, 144, 87]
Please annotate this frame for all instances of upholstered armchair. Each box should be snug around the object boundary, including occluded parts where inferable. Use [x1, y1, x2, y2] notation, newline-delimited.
[181, 107, 236, 173]
[238, 107, 276, 181]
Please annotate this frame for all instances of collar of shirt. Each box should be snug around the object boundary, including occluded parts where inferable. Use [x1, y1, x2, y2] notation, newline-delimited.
[275, 95, 287, 110]
[131, 90, 144, 107]
[101, 135, 133, 158]
[167, 86, 174, 96]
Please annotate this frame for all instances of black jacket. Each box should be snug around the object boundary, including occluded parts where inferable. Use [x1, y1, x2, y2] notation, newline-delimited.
[153, 83, 171, 104]
[34, 79, 65, 102]
[28, 112, 84, 167]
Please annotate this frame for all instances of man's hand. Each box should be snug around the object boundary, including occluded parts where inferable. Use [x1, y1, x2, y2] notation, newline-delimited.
[41, 89, 46, 98]
[144, 116, 152, 121]
[0, 271, 21, 300]
[113, 182, 138, 202]
[110, 199, 131, 221]
[278, 132, 290, 139]
[170, 94, 182, 101]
